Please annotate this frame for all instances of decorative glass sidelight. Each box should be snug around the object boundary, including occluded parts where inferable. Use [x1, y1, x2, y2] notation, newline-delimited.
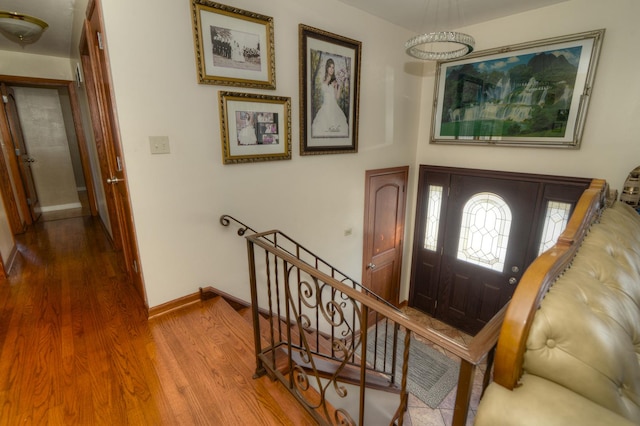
[423, 185, 443, 251]
[537, 201, 572, 255]
[457, 193, 512, 272]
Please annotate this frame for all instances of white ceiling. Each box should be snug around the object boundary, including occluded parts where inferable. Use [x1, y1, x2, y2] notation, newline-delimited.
[336, 0, 569, 33]
[0, 0, 568, 59]
[0, 0, 78, 58]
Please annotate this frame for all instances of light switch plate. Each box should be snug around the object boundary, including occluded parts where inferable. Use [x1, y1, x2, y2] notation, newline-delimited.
[149, 136, 170, 154]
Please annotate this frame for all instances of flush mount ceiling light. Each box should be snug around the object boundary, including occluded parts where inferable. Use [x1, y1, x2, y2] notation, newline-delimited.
[0, 11, 49, 44]
[405, 31, 475, 61]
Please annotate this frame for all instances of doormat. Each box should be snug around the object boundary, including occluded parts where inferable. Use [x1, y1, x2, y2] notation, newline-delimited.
[366, 323, 460, 409]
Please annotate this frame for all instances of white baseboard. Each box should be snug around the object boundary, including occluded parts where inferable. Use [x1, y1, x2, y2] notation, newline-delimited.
[40, 202, 82, 212]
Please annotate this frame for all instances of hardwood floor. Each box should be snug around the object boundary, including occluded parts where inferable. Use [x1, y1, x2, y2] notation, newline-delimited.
[0, 216, 315, 425]
[0, 214, 482, 425]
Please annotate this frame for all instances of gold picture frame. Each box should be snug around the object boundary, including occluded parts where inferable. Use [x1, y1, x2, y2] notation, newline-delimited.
[191, 0, 276, 89]
[299, 24, 361, 155]
[219, 91, 291, 164]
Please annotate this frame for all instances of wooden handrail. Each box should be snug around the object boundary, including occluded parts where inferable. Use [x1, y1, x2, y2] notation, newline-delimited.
[247, 230, 504, 425]
[222, 214, 398, 311]
[492, 179, 607, 390]
[236, 180, 606, 424]
[247, 231, 502, 367]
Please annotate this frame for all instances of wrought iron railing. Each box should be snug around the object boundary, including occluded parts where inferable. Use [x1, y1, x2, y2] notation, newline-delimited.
[220, 215, 401, 308]
[221, 215, 505, 426]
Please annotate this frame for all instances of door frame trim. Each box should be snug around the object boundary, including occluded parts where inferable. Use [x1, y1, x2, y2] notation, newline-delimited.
[80, 0, 148, 308]
[0, 75, 99, 231]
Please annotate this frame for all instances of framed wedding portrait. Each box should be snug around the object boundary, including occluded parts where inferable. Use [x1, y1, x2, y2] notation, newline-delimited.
[191, 0, 276, 89]
[431, 29, 605, 148]
[219, 91, 291, 164]
[299, 24, 361, 155]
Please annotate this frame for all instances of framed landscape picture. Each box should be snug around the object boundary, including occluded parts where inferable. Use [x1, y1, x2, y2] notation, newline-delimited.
[191, 0, 276, 89]
[299, 24, 361, 155]
[431, 29, 605, 148]
[219, 91, 291, 164]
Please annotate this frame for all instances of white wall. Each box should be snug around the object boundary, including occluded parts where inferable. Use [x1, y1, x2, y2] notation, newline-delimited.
[99, 0, 423, 307]
[102, 0, 640, 308]
[0, 51, 73, 80]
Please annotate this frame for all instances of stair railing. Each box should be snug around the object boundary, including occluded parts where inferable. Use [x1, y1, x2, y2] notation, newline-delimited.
[222, 215, 505, 426]
[221, 214, 400, 306]
[221, 215, 403, 375]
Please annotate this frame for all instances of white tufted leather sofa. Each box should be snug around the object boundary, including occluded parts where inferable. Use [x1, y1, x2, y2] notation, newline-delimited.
[475, 200, 640, 426]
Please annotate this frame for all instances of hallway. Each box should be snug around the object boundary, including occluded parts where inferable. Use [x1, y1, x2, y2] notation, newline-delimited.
[38, 190, 91, 222]
[0, 216, 154, 423]
[0, 216, 481, 425]
[0, 217, 314, 425]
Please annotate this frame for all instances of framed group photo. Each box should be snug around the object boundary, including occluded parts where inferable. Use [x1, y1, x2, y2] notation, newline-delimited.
[299, 24, 361, 155]
[431, 29, 605, 148]
[191, 0, 276, 89]
[219, 91, 291, 164]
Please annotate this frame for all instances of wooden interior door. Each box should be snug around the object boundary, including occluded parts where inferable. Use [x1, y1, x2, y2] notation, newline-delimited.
[81, 0, 146, 306]
[0, 92, 25, 234]
[362, 166, 409, 308]
[1, 84, 40, 223]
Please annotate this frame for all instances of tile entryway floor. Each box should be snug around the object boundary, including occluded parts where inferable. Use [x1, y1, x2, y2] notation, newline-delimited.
[401, 307, 486, 426]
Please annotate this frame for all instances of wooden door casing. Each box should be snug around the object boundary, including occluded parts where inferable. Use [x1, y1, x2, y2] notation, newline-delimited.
[0, 90, 26, 234]
[0, 76, 99, 233]
[409, 165, 591, 335]
[362, 166, 409, 307]
[1, 84, 40, 224]
[81, 0, 147, 306]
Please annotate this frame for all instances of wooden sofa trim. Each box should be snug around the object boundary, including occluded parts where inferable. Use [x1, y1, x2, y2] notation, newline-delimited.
[493, 178, 607, 390]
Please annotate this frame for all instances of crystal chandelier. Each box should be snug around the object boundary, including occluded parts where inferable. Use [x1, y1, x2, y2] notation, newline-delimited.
[405, 31, 475, 61]
[405, 0, 475, 61]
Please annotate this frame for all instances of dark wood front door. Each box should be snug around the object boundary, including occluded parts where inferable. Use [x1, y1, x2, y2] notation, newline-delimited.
[409, 166, 590, 335]
[437, 174, 537, 333]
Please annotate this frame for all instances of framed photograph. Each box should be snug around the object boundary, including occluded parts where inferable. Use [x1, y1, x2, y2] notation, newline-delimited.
[299, 24, 361, 155]
[191, 0, 275, 89]
[432, 29, 605, 148]
[219, 91, 291, 164]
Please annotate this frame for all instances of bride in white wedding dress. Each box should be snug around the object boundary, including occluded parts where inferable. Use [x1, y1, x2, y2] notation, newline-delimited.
[311, 58, 349, 137]
[237, 112, 257, 145]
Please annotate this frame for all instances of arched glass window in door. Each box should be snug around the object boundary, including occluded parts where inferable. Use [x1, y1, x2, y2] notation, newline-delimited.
[457, 192, 512, 272]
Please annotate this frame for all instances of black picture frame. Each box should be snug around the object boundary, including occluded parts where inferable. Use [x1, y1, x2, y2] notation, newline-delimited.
[299, 24, 361, 155]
